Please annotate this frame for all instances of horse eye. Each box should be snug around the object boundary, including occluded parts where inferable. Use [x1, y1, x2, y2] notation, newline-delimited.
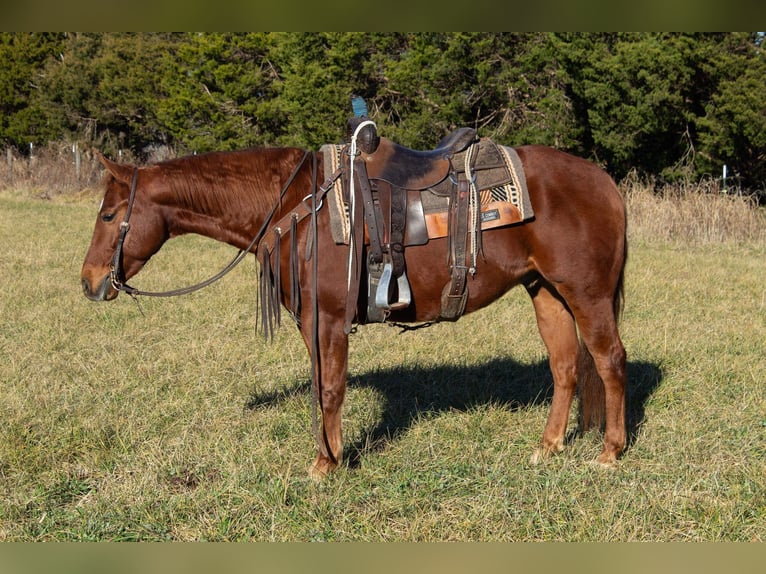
[101, 212, 116, 223]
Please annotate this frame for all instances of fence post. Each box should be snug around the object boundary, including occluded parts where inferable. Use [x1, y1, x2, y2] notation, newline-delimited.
[28, 143, 34, 178]
[74, 143, 81, 181]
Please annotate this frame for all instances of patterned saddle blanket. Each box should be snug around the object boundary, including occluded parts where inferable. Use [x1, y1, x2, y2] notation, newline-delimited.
[321, 135, 534, 245]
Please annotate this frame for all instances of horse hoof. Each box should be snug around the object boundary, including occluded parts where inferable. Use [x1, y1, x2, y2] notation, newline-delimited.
[591, 451, 619, 470]
[308, 456, 337, 481]
[529, 447, 549, 465]
[308, 462, 328, 481]
[588, 459, 618, 470]
[530, 436, 566, 465]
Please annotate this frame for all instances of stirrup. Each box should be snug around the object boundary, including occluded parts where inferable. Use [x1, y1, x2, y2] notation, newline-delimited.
[375, 262, 412, 311]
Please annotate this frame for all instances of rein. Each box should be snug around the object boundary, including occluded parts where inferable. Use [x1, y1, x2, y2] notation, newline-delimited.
[109, 151, 312, 299]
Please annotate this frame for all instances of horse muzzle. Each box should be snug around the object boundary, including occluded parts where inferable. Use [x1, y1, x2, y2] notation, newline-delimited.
[81, 274, 119, 301]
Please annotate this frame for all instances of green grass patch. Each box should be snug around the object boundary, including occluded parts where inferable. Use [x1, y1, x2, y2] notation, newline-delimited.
[0, 191, 764, 540]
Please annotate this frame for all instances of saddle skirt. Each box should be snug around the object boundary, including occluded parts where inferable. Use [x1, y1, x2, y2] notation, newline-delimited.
[321, 136, 534, 246]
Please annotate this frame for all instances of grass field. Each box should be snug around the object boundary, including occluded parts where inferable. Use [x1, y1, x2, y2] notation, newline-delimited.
[0, 187, 764, 541]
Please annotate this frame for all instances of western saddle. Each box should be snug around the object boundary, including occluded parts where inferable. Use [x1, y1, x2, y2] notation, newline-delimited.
[333, 116, 525, 333]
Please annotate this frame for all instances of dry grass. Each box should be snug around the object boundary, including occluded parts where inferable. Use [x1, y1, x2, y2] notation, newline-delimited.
[1, 144, 105, 199]
[622, 172, 766, 245]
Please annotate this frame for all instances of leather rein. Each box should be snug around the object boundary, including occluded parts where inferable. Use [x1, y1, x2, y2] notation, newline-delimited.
[109, 151, 315, 299]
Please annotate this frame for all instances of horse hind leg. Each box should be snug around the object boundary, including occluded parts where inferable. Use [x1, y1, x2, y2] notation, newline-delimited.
[526, 281, 580, 464]
[528, 281, 627, 467]
[575, 308, 627, 467]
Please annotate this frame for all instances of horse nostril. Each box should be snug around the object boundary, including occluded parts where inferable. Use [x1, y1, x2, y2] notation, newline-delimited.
[81, 278, 91, 295]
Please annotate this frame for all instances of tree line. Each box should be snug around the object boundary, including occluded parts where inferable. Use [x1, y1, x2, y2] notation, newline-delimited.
[1, 32, 764, 191]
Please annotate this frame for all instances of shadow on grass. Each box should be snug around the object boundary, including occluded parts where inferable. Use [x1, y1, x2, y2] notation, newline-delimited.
[245, 357, 663, 467]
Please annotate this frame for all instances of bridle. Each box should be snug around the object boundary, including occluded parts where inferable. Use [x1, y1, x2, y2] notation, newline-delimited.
[109, 150, 314, 299]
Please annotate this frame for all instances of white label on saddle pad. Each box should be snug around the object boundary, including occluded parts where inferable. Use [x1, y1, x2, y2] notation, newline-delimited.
[480, 209, 500, 223]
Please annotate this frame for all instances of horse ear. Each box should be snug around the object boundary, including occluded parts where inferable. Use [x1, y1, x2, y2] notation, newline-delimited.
[94, 150, 135, 184]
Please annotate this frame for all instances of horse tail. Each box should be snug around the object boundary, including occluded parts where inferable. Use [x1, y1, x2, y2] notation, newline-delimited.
[577, 340, 605, 432]
[578, 208, 627, 432]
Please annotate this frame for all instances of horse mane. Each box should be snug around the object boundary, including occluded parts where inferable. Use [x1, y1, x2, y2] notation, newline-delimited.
[154, 148, 303, 217]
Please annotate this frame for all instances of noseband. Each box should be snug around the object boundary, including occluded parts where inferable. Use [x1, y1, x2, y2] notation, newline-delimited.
[108, 151, 315, 299]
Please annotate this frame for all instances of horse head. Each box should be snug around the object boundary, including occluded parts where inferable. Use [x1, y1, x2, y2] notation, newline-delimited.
[81, 153, 168, 301]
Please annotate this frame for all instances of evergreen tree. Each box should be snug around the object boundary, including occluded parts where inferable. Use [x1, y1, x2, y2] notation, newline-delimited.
[0, 32, 66, 148]
[157, 32, 281, 152]
[696, 32, 766, 190]
[0, 32, 762, 191]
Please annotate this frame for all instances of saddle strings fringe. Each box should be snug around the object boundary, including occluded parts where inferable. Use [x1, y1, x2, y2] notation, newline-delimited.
[464, 142, 480, 274]
[257, 230, 285, 341]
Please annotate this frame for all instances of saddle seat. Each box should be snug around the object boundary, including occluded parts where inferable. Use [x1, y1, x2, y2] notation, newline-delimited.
[361, 126, 477, 191]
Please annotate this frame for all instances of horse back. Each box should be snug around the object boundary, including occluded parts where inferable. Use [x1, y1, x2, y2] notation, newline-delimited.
[515, 145, 625, 220]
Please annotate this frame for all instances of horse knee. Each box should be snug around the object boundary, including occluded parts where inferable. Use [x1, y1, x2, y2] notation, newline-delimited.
[551, 359, 577, 390]
[321, 385, 346, 412]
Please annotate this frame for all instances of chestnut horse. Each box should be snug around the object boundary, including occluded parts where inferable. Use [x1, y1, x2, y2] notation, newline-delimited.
[81, 143, 627, 478]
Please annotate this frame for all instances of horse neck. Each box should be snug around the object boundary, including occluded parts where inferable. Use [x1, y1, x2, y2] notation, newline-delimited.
[156, 148, 309, 251]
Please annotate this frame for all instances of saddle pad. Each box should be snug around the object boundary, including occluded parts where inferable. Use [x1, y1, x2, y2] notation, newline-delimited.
[320, 144, 350, 244]
[321, 141, 534, 245]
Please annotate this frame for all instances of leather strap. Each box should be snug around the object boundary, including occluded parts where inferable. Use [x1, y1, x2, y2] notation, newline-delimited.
[354, 158, 383, 265]
[440, 179, 470, 320]
[389, 184, 406, 277]
[257, 198, 313, 255]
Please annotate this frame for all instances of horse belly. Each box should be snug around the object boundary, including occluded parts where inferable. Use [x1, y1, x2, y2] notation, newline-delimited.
[393, 228, 532, 322]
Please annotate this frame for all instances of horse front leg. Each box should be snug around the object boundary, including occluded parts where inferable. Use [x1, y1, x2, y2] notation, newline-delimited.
[300, 314, 349, 480]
